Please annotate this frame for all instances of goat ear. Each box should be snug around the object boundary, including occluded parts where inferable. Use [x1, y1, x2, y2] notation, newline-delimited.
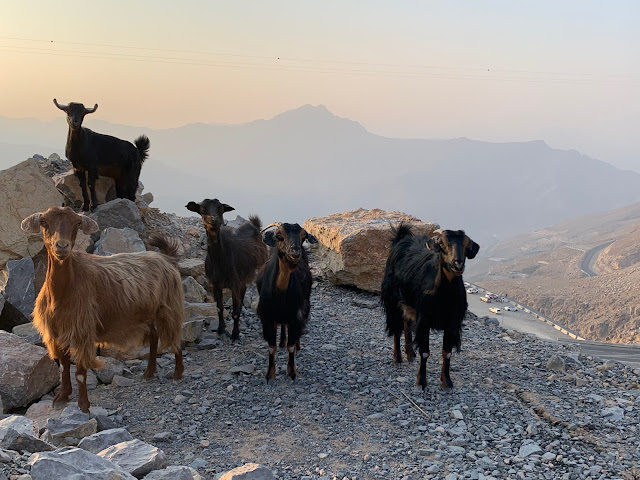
[305, 233, 318, 245]
[222, 204, 235, 213]
[263, 230, 277, 247]
[185, 202, 201, 214]
[21, 213, 43, 233]
[79, 215, 99, 234]
[465, 238, 480, 259]
[426, 236, 441, 252]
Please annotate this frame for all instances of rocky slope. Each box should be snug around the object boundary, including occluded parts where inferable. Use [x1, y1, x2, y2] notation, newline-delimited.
[4, 278, 639, 480]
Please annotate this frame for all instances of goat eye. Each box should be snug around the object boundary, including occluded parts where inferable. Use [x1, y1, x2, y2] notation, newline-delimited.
[275, 233, 284, 241]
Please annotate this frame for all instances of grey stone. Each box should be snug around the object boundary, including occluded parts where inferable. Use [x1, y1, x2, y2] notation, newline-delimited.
[183, 319, 204, 343]
[178, 259, 205, 281]
[26, 399, 63, 432]
[519, 442, 542, 458]
[142, 466, 202, 480]
[484, 317, 500, 326]
[112, 376, 135, 388]
[0, 296, 30, 332]
[93, 357, 125, 385]
[184, 302, 217, 320]
[546, 355, 565, 372]
[46, 405, 98, 446]
[0, 331, 60, 410]
[152, 432, 171, 442]
[219, 463, 275, 480]
[601, 407, 624, 421]
[28, 446, 136, 480]
[182, 276, 207, 303]
[90, 199, 144, 235]
[230, 364, 255, 375]
[94, 228, 145, 256]
[78, 428, 134, 454]
[11, 322, 42, 346]
[53, 170, 116, 210]
[0, 416, 54, 453]
[98, 439, 167, 478]
[0, 257, 35, 318]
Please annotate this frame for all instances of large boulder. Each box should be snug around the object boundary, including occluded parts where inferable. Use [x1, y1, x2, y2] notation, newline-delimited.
[89, 199, 144, 235]
[303, 209, 439, 292]
[0, 296, 31, 332]
[0, 331, 59, 410]
[28, 446, 137, 480]
[219, 463, 276, 480]
[94, 228, 145, 256]
[98, 439, 167, 478]
[0, 158, 64, 270]
[53, 170, 116, 210]
[142, 466, 202, 480]
[0, 415, 54, 453]
[0, 257, 35, 319]
[44, 405, 98, 447]
[77, 428, 134, 454]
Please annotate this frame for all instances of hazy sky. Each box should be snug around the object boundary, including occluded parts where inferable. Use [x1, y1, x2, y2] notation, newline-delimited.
[1, 1, 638, 169]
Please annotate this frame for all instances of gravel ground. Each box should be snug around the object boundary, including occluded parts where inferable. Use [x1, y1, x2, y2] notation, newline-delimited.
[37, 278, 637, 480]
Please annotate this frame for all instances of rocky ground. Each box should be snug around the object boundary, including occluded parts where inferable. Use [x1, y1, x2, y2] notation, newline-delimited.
[5, 277, 639, 480]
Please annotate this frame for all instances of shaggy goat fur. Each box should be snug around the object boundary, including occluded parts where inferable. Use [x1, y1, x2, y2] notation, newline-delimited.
[21, 206, 184, 412]
[186, 198, 268, 342]
[256, 223, 317, 381]
[54, 99, 149, 211]
[381, 224, 479, 389]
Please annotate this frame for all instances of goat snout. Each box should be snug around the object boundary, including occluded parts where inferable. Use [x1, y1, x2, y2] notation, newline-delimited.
[55, 240, 71, 251]
[451, 261, 465, 273]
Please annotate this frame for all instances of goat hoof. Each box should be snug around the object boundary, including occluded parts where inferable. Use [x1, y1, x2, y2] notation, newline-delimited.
[231, 330, 239, 342]
[81, 203, 90, 212]
[216, 326, 225, 335]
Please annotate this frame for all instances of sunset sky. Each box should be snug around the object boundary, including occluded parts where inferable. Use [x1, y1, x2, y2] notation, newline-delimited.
[1, 1, 638, 169]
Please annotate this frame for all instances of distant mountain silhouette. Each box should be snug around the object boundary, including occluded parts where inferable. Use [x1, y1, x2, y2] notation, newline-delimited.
[2, 104, 640, 248]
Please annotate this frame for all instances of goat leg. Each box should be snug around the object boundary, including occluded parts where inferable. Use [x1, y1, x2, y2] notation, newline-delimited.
[53, 351, 72, 406]
[393, 332, 403, 364]
[87, 169, 99, 211]
[416, 350, 430, 390]
[75, 365, 90, 413]
[266, 345, 276, 382]
[230, 287, 245, 342]
[296, 338, 301, 351]
[173, 348, 184, 380]
[74, 170, 91, 212]
[404, 320, 416, 362]
[286, 344, 298, 380]
[143, 325, 158, 379]
[279, 324, 287, 348]
[213, 286, 225, 335]
[440, 331, 457, 389]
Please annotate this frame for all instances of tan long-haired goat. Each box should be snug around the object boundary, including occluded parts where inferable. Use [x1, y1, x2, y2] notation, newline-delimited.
[21, 206, 184, 412]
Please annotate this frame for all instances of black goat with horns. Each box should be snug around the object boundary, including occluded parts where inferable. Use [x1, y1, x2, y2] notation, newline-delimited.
[53, 99, 149, 211]
[256, 222, 317, 382]
[186, 198, 268, 342]
[381, 225, 479, 389]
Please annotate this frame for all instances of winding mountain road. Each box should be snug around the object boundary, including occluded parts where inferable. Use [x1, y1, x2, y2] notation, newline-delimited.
[579, 241, 614, 277]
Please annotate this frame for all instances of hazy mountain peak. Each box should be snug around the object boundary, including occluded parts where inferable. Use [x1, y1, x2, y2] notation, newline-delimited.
[264, 104, 366, 134]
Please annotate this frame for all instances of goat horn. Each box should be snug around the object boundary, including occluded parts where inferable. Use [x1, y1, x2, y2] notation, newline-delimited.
[84, 104, 98, 114]
[53, 98, 68, 111]
[261, 223, 281, 233]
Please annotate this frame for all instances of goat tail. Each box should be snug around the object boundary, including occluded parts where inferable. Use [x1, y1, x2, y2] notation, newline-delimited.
[148, 233, 180, 258]
[248, 214, 262, 231]
[390, 222, 413, 245]
[134, 135, 150, 163]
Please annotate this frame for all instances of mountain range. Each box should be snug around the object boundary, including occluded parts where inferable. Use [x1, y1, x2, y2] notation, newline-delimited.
[2, 104, 640, 248]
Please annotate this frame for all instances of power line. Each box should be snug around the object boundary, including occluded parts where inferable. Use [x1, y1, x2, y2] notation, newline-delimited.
[1, 36, 639, 85]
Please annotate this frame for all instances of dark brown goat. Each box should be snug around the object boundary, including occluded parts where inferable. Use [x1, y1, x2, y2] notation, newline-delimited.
[186, 199, 268, 342]
[256, 223, 316, 381]
[381, 226, 479, 389]
[54, 99, 149, 211]
[21, 206, 184, 412]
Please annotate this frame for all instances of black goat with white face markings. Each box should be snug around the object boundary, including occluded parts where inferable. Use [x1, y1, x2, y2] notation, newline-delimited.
[256, 223, 317, 382]
[381, 225, 479, 389]
[186, 198, 268, 342]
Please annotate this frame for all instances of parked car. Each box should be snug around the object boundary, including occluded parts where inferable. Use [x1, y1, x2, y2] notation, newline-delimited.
[489, 307, 501, 314]
[504, 305, 518, 312]
[480, 296, 491, 303]
[466, 287, 478, 294]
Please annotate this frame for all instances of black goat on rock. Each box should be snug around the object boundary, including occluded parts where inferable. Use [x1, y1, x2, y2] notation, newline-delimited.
[381, 225, 479, 389]
[54, 99, 149, 211]
[187, 199, 268, 342]
[256, 223, 317, 381]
